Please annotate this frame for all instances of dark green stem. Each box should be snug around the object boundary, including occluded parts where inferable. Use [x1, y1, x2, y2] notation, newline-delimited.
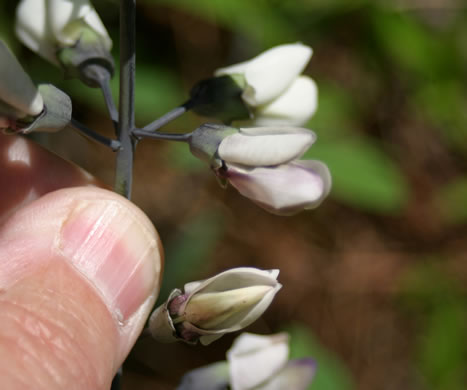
[114, 0, 136, 199]
[133, 128, 192, 142]
[142, 100, 193, 132]
[99, 74, 119, 128]
[70, 118, 120, 151]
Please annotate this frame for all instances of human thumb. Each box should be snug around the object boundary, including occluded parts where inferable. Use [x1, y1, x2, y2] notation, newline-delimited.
[0, 187, 163, 390]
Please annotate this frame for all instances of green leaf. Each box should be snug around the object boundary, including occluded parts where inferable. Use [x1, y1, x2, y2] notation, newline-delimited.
[286, 324, 355, 390]
[304, 137, 409, 213]
[412, 81, 467, 153]
[369, 10, 451, 79]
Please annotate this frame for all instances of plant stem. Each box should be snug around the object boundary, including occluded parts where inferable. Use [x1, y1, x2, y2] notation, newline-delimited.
[142, 100, 193, 132]
[99, 74, 119, 129]
[114, 0, 136, 199]
[133, 128, 192, 142]
[70, 118, 120, 151]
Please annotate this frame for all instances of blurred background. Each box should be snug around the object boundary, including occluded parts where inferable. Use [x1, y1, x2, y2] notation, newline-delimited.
[2, 0, 467, 389]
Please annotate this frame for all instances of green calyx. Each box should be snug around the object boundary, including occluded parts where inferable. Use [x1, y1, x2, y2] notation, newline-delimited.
[20, 84, 72, 134]
[190, 74, 251, 124]
[57, 20, 114, 88]
[189, 123, 238, 168]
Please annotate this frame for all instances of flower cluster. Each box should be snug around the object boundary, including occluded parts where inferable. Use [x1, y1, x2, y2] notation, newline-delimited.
[178, 332, 316, 390]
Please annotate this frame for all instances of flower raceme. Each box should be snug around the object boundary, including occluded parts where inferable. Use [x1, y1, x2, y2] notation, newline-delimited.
[148, 268, 282, 345]
[177, 332, 316, 390]
[189, 124, 331, 215]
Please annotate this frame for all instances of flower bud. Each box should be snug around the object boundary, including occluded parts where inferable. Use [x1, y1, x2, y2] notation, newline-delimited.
[15, 0, 114, 86]
[148, 268, 282, 345]
[0, 40, 43, 131]
[215, 43, 312, 106]
[209, 43, 317, 126]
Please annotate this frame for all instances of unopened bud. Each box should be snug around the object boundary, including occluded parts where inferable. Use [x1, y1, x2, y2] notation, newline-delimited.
[149, 268, 281, 345]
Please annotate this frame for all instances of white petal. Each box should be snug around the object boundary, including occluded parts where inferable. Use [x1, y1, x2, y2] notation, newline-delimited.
[15, 0, 111, 65]
[181, 268, 281, 338]
[255, 359, 317, 390]
[16, 0, 58, 64]
[226, 160, 330, 215]
[0, 41, 43, 117]
[253, 76, 318, 126]
[228, 333, 289, 390]
[185, 268, 280, 298]
[216, 43, 312, 106]
[49, 0, 111, 48]
[218, 128, 315, 166]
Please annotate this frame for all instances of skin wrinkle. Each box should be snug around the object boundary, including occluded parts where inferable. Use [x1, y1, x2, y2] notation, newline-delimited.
[0, 340, 33, 389]
[0, 298, 97, 388]
[0, 258, 118, 390]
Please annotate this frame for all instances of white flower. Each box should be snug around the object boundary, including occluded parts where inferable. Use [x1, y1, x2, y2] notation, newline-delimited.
[177, 332, 316, 390]
[225, 160, 331, 215]
[15, 0, 112, 65]
[0, 40, 43, 126]
[217, 126, 331, 215]
[228, 333, 290, 390]
[149, 268, 282, 345]
[215, 43, 317, 126]
[188, 124, 331, 215]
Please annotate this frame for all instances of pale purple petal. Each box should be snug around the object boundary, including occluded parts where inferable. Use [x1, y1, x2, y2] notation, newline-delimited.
[177, 361, 230, 390]
[226, 160, 330, 215]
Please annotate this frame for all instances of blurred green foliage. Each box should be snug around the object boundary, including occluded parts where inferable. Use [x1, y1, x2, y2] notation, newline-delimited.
[2, 1, 467, 389]
[157, 210, 224, 303]
[398, 263, 467, 390]
[287, 324, 355, 390]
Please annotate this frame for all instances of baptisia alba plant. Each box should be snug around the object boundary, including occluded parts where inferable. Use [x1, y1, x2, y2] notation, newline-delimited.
[188, 124, 331, 215]
[177, 332, 316, 390]
[149, 268, 282, 345]
[7, 1, 333, 387]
